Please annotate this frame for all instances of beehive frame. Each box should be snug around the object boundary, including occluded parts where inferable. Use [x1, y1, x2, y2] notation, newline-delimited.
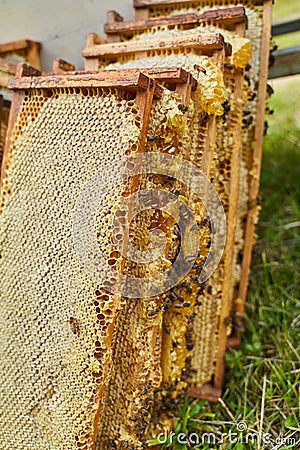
[82, 32, 231, 71]
[101, 6, 249, 388]
[0, 39, 41, 70]
[128, 0, 273, 354]
[0, 64, 161, 450]
[105, 6, 247, 42]
[230, 0, 272, 346]
[0, 58, 16, 167]
[133, 0, 265, 20]
[85, 6, 254, 402]
[95, 70, 198, 449]
[82, 25, 234, 403]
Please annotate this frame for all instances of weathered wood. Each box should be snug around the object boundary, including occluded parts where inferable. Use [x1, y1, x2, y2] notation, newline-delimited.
[0, 39, 41, 54]
[0, 40, 41, 70]
[269, 46, 300, 79]
[0, 91, 24, 186]
[0, 58, 17, 76]
[272, 16, 300, 36]
[83, 33, 229, 63]
[105, 7, 246, 36]
[9, 70, 154, 92]
[86, 33, 108, 47]
[237, 0, 273, 337]
[106, 10, 124, 24]
[15, 62, 42, 78]
[9, 67, 194, 99]
[214, 69, 243, 389]
[52, 58, 76, 74]
[133, 0, 264, 8]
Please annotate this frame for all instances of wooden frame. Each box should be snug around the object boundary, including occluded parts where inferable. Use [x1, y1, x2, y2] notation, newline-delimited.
[1, 63, 161, 449]
[185, 16, 247, 402]
[229, 0, 273, 347]
[0, 39, 41, 70]
[94, 70, 197, 449]
[133, 0, 264, 20]
[83, 32, 231, 70]
[52, 58, 76, 74]
[0, 57, 17, 88]
[105, 7, 247, 41]
[2, 63, 162, 186]
[81, 19, 238, 403]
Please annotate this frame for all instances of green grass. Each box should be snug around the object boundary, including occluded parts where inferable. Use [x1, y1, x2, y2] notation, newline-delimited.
[149, 76, 300, 450]
[272, 0, 300, 49]
[273, 31, 300, 51]
[272, 0, 300, 21]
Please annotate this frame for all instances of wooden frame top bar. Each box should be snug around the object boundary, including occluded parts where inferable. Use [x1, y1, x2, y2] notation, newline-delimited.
[105, 7, 247, 35]
[8, 65, 196, 97]
[8, 64, 197, 97]
[0, 39, 41, 55]
[83, 33, 231, 59]
[9, 68, 155, 92]
[133, 0, 264, 8]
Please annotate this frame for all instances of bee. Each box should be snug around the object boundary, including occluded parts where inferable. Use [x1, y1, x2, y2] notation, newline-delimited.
[224, 62, 234, 70]
[224, 316, 233, 327]
[202, 112, 209, 124]
[181, 281, 193, 295]
[267, 84, 274, 97]
[187, 313, 196, 324]
[247, 196, 260, 209]
[194, 64, 207, 75]
[248, 92, 256, 102]
[148, 306, 161, 317]
[169, 290, 184, 302]
[244, 74, 251, 87]
[172, 341, 179, 348]
[69, 317, 80, 335]
[175, 302, 190, 309]
[178, 103, 189, 113]
[233, 313, 246, 332]
[147, 134, 162, 142]
[245, 63, 251, 72]
[242, 116, 254, 129]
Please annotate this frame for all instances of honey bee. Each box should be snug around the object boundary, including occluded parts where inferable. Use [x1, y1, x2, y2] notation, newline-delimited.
[69, 317, 80, 335]
[178, 103, 189, 113]
[147, 306, 161, 317]
[147, 134, 162, 142]
[194, 64, 207, 75]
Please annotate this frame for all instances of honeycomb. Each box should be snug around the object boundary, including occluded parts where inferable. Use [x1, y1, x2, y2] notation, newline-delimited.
[95, 86, 214, 449]
[139, 0, 265, 349]
[0, 85, 147, 450]
[125, 24, 251, 70]
[188, 66, 245, 384]
[101, 53, 226, 116]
